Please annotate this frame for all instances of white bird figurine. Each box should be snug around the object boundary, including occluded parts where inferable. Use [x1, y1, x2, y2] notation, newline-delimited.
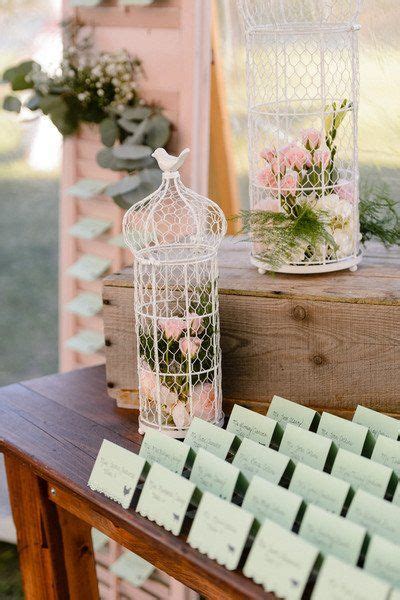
[152, 147, 190, 173]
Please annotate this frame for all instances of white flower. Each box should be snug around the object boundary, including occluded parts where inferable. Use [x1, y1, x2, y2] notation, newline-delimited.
[332, 228, 356, 258]
[77, 93, 87, 101]
[97, 89, 104, 97]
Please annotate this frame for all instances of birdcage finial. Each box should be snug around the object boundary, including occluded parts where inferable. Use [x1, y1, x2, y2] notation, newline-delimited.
[151, 147, 190, 177]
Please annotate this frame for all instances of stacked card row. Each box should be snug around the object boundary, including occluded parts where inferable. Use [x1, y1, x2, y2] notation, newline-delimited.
[88, 398, 400, 599]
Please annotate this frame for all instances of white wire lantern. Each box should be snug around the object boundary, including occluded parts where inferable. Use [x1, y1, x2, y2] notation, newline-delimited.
[123, 148, 227, 438]
[238, 0, 362, 274]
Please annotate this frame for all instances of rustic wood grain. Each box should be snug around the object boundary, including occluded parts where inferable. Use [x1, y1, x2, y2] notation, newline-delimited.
[102, 237, 400, 412]
[57, 506, 99, 600]
[4, 455, 69, 600]
[0, 368, 273, 600]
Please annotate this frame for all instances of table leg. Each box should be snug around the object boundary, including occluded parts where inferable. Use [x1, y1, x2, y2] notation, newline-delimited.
[57, 505, 99, 600]
[5, 455, 69, 600]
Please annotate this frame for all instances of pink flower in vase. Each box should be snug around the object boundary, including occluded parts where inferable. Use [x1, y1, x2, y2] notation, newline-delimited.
[269, 156, 286, 176]
[282, 143, 312, 170]
[314, 146, 331, 169]
[260, 147, 276, 162]
[179, 336, 202, 358]
[335, 179, 356, 203]
[280, 170, 299, 196]
[187, 312, 204, 334]
[158, 317, 186, 341]
[257, 166, 278, 190]
[171, 401, 190, 429]
[139, 362, 157, 399]
[159, 384, 178, 408]
[301, 128, 322, 150]
[191, 383, 216, 422]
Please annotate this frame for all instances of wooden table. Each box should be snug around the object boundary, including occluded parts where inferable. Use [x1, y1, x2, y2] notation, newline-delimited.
[0, 366, 272, 600]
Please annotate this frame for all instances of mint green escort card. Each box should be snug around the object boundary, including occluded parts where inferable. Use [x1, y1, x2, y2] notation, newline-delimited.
[371, 435, 400, 477]
[364, 534, 400, 589]
[184, 417, 237, 459]
[331, 448, 397, 498]
[189, 448, 246, 501]
[242, 476, 304, 530]
[353, 405, 400, 440]
[279, 423, 336, 471]
[317, 412, 375, 457]
[393, 484, 400, 506]
[289, 462, 353, 514]
[299, 504, 367, 564]
[188, 492, 254, 570]
[66, 292, 102, 317]
[109, 550, 154, 588]
[311, 555, 391, 600]
[67, 254, 111, 282]
[267, 395, 320, 431]
[136, 463, 196, 535]
[390, 589, 400, 600]
[139, 430, 194, 474]
[227, 404, 282, 446]
[190, 448, 247, 500]
[346, 489, 400, 544]
[88, 439, 147, 509]
[68, 217, 112, 240]
[232, 437, 294, 484]
[244, 519, 319, 599]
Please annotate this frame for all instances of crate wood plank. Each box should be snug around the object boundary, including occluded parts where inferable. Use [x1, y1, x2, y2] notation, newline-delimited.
[0, 369, 270, 600]
[102, 238, 400, 412]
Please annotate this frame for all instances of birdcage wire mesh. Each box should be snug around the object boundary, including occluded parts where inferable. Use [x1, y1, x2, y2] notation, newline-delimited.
[123, 163, 227, 438]
[238, 0, 362, 273]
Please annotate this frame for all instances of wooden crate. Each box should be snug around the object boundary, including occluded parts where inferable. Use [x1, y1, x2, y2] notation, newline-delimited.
[103, 237, 400, 417]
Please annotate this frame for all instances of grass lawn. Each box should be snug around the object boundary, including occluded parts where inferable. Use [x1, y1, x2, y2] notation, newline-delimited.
[0, 544, 22, 599]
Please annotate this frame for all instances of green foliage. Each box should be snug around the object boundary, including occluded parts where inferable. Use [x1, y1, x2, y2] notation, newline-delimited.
[2, 95, 21, 113]
[359, 178, 400, 247]
[3, 60, 36, 91]
[239, 205, 337, 270]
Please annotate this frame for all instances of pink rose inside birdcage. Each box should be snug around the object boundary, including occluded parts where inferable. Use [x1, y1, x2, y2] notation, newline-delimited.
[254, 101, 358, 264]
[136, 254, 221, 431]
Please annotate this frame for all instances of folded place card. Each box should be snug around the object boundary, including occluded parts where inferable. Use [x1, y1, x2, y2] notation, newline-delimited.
[66, 292, 103, 318]
[267, 395, 320, 431]
[279, 423, 337, 471]
[364, 534, 400, 589]
[188, 492, 254, 570]
[393, 484, 400, 507]
[331, 448, 397, 498]
[67, 254, 111, 282]
[136, 463, 196, 535]
[91, 528, 109, 552]
[68, 217, 112, 240]
[242, 475, 304, 530]
[311, 555, 392, 600]
[317, 412, 375, 457]
[227, 404, 282, 447]
[67, 178, 109, 198]
[109, 550, 154, 588]
[88, 439, 147, 508]
[371, 435, 400, 478]
[139, 430, 194, 474]
[346, 489, 400, 544]
[65, 330, 104, 355]
[232, 437, 294, 484]
[299, 504, 367, 565]
[108, 233, 126, 248]
[244, 519, 320, 600]
[289, 462, 353, 515]
[353, 405, 400, 441]
[189, 448, 246, 501]
[183, 417, 237, 459]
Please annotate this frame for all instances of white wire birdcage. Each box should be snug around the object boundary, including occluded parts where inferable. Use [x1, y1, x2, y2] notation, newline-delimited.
[238, 0, 362, 274]
[123, 148, 227, 438]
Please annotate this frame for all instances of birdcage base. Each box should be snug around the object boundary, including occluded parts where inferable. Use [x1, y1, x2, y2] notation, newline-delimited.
[138, 414, 225, 439]
[251, 251, 362, 275]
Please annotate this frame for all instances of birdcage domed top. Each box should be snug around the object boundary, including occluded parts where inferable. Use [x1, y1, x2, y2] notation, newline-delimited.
[238, 0, 361, 31]
[123, 148, 227, 264]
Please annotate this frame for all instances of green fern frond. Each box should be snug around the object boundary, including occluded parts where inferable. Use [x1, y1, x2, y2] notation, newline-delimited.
[359, 178, 400, 247]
